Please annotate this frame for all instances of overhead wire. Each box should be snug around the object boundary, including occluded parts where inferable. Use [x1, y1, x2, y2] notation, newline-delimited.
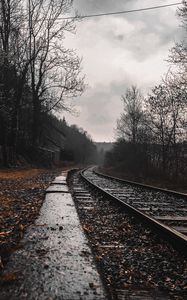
[61, 2, 183, 20]
[8, 1, 183, 27]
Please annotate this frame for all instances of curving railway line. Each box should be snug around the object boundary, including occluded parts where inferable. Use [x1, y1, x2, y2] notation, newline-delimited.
[80, 167, 187, 256]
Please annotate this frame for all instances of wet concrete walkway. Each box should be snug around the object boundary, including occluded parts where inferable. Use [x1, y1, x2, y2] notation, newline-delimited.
[1, 171, 107, 300]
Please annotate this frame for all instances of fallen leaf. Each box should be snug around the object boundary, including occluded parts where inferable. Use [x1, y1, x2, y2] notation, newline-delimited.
[0, 272, 18, 284]
[96, 255, 102, 261]
[0, 231, 12, 237]
[19, 224, 24, 231]
[83, 224, 93, 233]
[0, 256, 4, 268]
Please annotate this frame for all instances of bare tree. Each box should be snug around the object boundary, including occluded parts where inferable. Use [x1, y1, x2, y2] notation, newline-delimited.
[0, 0, 24, 163]
[117, 86, 144, 143]
[164, 72, 187, 175]
[169, 1, 187, 71]
[27, 0, 84, 145]
[146, 72, 187, 174]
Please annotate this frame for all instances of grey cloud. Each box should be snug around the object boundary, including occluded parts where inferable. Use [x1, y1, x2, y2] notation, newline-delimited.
[73, 0, 184, 61]
[73, 0, 132, 14]
[64, 0, 185, 141]
[108, 13, 182, 61]
[79, 81, 134, 140]
[80, 81, 131, 125]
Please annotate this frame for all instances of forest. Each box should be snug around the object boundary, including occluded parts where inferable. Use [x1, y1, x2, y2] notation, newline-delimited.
[0, 0, 98, 167]
[0, 0, 187, 182]
[104, 3, 187, 185]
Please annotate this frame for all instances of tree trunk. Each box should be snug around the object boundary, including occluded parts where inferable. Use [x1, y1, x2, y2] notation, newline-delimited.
[10, 75, 26, 150]
[0, 118, 8, 167]
[32, 95, 41, 146]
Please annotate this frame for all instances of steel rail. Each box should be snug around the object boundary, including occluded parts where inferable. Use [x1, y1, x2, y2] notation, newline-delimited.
[80, 168, 187, 257]
[94, 168, 187, 200]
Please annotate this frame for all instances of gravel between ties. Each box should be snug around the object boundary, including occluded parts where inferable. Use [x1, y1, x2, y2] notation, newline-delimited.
[84, 170, 187, 218]
[70, 171, 187, 300]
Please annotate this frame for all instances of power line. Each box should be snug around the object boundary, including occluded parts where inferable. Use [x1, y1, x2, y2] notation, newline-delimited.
[61, 2, 183, 20]
[12, 1, 183, 27]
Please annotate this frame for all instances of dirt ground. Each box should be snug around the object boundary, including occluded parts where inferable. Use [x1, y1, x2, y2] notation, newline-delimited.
[0, 167, 61, 274]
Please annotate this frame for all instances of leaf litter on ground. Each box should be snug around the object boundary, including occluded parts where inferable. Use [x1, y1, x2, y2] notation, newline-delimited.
[0, 167, 61, 276]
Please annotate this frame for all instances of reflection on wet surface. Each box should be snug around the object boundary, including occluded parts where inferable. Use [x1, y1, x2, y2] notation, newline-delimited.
[1, 173, 107, 300]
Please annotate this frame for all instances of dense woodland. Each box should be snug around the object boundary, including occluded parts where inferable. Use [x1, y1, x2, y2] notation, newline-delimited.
[104, 3, 187, 183]
[0, 0, 98, 166]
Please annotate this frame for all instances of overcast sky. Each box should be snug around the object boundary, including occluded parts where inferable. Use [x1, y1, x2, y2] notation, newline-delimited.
[61, 0, 184, 142]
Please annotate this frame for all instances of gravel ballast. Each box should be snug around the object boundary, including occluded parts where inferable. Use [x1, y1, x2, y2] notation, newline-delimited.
[69, 171, 187, 300]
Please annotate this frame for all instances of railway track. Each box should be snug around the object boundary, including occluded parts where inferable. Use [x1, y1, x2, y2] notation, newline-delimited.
[68, 168, 187, 299]
[80, 167, 187, 255]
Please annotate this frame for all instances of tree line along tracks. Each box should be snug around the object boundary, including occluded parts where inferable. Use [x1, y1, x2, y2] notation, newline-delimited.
[80, 167, 187, 256]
